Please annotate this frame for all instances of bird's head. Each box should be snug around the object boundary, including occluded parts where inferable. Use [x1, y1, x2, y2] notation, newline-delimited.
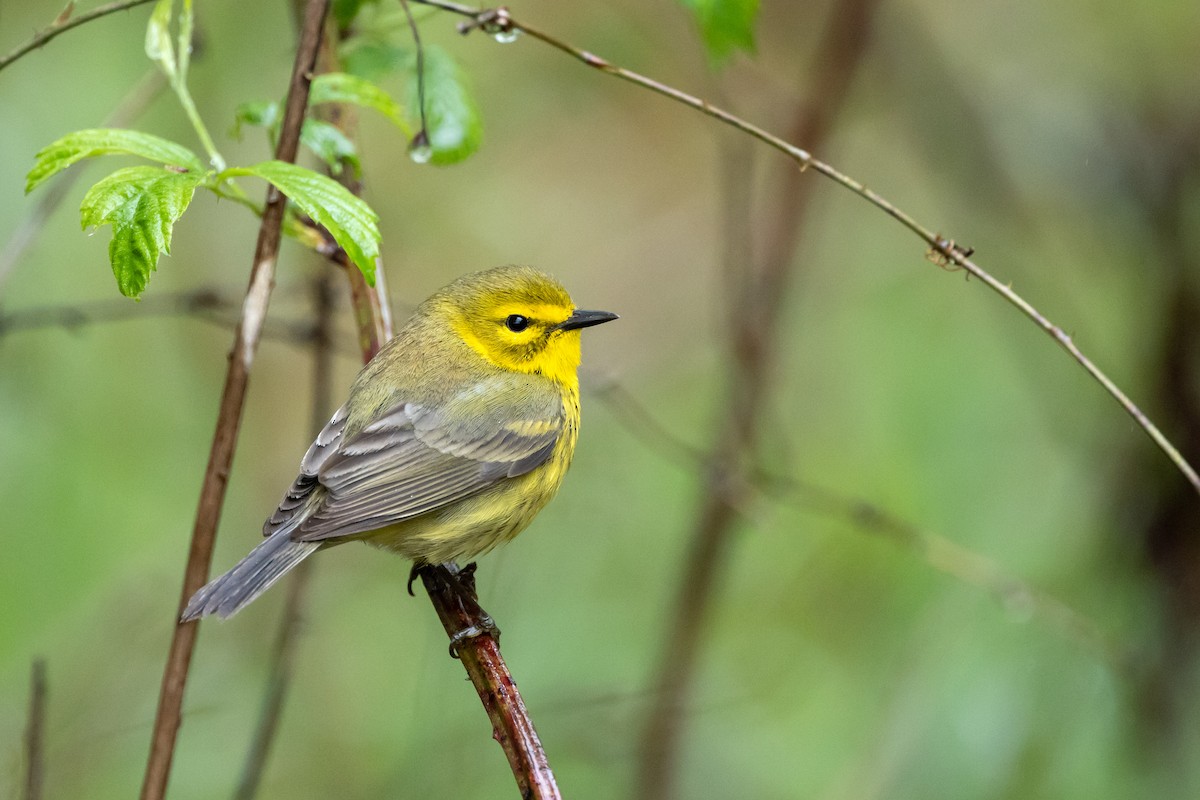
[432, 265, 617, 385]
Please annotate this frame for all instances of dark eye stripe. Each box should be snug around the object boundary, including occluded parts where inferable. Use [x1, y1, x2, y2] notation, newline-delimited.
[505, 314, 529, 332]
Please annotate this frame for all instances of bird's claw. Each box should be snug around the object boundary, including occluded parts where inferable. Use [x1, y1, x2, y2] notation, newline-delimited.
[447, 614, 501, 658]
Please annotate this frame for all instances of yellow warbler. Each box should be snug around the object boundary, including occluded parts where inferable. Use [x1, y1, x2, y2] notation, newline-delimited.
[183, 265, 616, 620]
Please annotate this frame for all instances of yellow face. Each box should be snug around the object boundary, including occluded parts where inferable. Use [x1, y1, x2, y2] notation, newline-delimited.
[438, 266, 616, 386]
[457, 298, 579, 380]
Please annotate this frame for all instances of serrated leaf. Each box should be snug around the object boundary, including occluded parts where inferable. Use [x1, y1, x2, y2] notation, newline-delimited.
[404, 45, 481, 165]
[678, 0, 759, 64]
[301, 119, 361, 177]
[27, 129, 205, 194]
[232, 101, 280, 139]
[310, 72, 410, 135]
[225, 160, 379, 283]
[146, 0, 176, 77]
[80, 166, 205, 298]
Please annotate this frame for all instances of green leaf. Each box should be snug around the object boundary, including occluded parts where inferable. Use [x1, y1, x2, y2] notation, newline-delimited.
[27, 129, 205, 194]
[404, 45, 482, 165]
[678, 0, 759, 64]
[145, 0, 176, 78]
[301, 119, 361, 177]
[232, 101, 280, 139]
[80, 166, 205, 298]
[340, 39, 407, 82]
[310, 72, 410, 135]
[225, 160, 380, 283]
[332, 0, 374, 29]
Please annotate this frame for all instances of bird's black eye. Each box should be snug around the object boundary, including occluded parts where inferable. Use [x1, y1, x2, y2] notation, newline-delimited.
[505, 314, 529, 332]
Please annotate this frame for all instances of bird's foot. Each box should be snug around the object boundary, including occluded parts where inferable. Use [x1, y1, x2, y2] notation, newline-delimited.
[410, 561, 501, 656]
[447, 613, 501, 659]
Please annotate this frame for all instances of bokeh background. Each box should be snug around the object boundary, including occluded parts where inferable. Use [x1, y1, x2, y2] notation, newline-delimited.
[3, 0, 1200, 798]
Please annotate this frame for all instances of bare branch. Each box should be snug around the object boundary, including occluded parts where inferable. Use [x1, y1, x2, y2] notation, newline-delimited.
[0, 0, 158, 74]
[139, 3, 332, 799]
[409, 0, 1200, 495]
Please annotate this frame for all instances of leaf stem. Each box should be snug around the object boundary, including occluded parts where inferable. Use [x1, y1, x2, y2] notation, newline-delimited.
[207, 178, 260, 213]
[173, 81, 225, 171]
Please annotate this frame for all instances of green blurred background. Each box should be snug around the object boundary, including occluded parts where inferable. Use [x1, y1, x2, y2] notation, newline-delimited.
[3, 0, 1200, 797]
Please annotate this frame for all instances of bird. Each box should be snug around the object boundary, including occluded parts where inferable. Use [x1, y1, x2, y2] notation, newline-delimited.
[182, 265, 617, 621]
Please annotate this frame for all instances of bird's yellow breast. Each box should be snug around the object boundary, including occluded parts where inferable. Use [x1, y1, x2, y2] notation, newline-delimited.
[363, 382, 581, 564]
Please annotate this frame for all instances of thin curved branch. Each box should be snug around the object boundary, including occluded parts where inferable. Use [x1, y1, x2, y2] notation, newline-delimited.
[0, 0, 157, 74]
[409, 0, 1200, 496]
[23, 659, 47, 800]
[139, 2, 332, 799]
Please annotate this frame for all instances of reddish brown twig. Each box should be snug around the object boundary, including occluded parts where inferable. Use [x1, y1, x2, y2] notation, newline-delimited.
[139, 2, 331, 799]
[420, 564, 561, 798]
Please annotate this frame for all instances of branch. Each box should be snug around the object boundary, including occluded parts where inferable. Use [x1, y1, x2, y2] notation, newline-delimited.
[0, 0, 157, 74]
[234, 269, 335, 800]
[419, 564, 560, 798]
[139, 3, 332, 799]
[23, 659, 47, 800]
[408, 0, 1200, 496]
[0, 287, 353, 356]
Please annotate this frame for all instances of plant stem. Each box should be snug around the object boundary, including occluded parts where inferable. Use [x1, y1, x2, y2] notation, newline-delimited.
[174, 85, 226, 171]
[138, 3, 331, 799]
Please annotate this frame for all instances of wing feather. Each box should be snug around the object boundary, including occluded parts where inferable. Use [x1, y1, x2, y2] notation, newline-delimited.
[283, 376, 563, 543]
[263, 405, 349, 537]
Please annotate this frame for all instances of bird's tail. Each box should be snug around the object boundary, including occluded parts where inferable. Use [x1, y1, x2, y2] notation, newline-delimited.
[181, 533, 320, 621]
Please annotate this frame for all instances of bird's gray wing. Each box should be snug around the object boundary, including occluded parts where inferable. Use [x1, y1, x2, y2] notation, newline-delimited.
[263, 403, 350, 537]
[286, 376, 564, 542]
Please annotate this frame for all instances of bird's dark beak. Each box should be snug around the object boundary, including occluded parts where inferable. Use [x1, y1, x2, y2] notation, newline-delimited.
[556, 309, 619, 331]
